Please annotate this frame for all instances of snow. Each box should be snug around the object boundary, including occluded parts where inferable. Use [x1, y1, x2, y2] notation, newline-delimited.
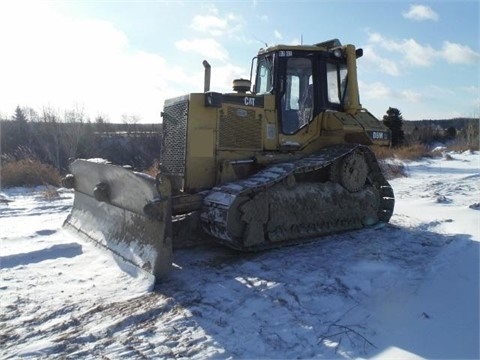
[1, 152, 479, 359]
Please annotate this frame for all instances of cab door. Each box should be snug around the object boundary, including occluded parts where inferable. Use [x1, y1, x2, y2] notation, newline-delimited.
[277, 54, 320, 149]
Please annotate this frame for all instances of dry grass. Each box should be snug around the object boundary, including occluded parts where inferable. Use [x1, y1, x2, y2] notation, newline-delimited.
[41, 187, 61, 200]
[143, 159, 160, 177]
[0, 159, 61, 188]
[372, 142, 479, 179]
[444, 143, 479, 153]
[372, 144, 433, 161]
[378, 160, 407, 180]
[372, 144, 432, 180]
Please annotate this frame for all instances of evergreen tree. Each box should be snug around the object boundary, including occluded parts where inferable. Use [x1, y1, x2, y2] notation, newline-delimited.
[383, 107, 405, 147]
[12, 105, 27, 123]
[445, 126, 457, 140]
[6, 106, 31, 154]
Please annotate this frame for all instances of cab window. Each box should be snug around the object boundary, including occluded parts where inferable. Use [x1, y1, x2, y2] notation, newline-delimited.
[327, 62, 348, 104]
[255, 56, 273, 94]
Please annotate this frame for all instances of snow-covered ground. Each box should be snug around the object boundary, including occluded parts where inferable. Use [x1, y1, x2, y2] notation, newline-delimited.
[1, 151, 479, 359]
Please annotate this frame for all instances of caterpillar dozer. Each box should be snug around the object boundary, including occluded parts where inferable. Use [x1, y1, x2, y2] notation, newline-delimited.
[63, 39, 394, 281]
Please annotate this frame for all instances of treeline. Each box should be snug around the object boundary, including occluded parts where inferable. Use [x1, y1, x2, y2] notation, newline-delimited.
[406, 118, 478, 129]
[1, 107, 162, 173]
[381, 107, 478, 149]
[403, 118, 479, 147]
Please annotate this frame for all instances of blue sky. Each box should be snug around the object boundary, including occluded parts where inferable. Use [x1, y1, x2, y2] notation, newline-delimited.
[0, 0, 478, 122]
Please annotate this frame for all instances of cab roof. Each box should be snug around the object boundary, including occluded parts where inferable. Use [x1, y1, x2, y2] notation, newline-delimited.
[257, 38, 342, 55]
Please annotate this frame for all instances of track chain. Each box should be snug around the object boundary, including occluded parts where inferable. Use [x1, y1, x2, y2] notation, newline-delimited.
[201, 144, 394, 249]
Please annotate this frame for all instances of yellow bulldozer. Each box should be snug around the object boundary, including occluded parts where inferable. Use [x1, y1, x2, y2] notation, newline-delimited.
[63, 39, 395, 281]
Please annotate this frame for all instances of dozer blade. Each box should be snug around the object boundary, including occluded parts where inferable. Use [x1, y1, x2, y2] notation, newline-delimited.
[63, 159, 173, 281]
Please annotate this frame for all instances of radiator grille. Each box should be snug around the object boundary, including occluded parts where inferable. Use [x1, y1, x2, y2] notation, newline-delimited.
[161, 98, 189, 176]
[218, 107, 262, 149]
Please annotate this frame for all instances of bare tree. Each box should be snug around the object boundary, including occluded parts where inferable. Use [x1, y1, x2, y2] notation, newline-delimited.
[61, 106, 88, 162]
[121, 113, 142, 137]
[39, 107, 62, 169]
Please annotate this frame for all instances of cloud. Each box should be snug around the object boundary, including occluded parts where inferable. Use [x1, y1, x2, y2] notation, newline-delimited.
[440, 41, 480, 64]
[0, 2, 191, 122]
[191, 15, 229, 36]
[289, 37, 302, 46]
[368, 32, 436, 67]
[427, 85, 456, 96]
[362, 46, 401, 76]
[360, 81, 392, 100]
[0, 3, 252, 122]
[359, 81, 422, 103]
[400, 39, 437, 67]
[374, 33, 480, 66]
[190, 12, 243, 36]
[358, 81, 427, 119]
[400, 90, 422, 103]
[403, 4, 439, 21]
[366, 32, 480, 67]
[360, 81, 478, 120]
[460, 86, 480, 114]
[175, 38, 229, 62]
[274, 30, 283, 40]
[211, 64, 249, 92]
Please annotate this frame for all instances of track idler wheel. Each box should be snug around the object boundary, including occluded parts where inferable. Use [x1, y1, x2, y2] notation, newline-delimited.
[330, 152, 368, 192]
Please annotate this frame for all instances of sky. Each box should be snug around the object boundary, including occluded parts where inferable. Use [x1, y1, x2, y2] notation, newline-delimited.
[0, 0, 478, 123]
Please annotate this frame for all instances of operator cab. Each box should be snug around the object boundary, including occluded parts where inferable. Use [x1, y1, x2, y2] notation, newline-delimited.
[252, 39, 360, 135]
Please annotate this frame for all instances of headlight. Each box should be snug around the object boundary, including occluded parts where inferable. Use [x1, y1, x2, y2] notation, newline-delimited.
[333, 49, 343, 58]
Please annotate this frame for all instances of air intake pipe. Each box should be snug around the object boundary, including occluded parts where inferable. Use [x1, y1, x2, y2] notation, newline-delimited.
[344, 45, 362, 115]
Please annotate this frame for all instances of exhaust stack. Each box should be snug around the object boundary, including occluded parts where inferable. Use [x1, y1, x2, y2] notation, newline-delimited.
[203, 60, 211, 92]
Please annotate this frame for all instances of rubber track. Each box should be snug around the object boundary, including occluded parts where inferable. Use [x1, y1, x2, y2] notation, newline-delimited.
[201, 144, 394, 248]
